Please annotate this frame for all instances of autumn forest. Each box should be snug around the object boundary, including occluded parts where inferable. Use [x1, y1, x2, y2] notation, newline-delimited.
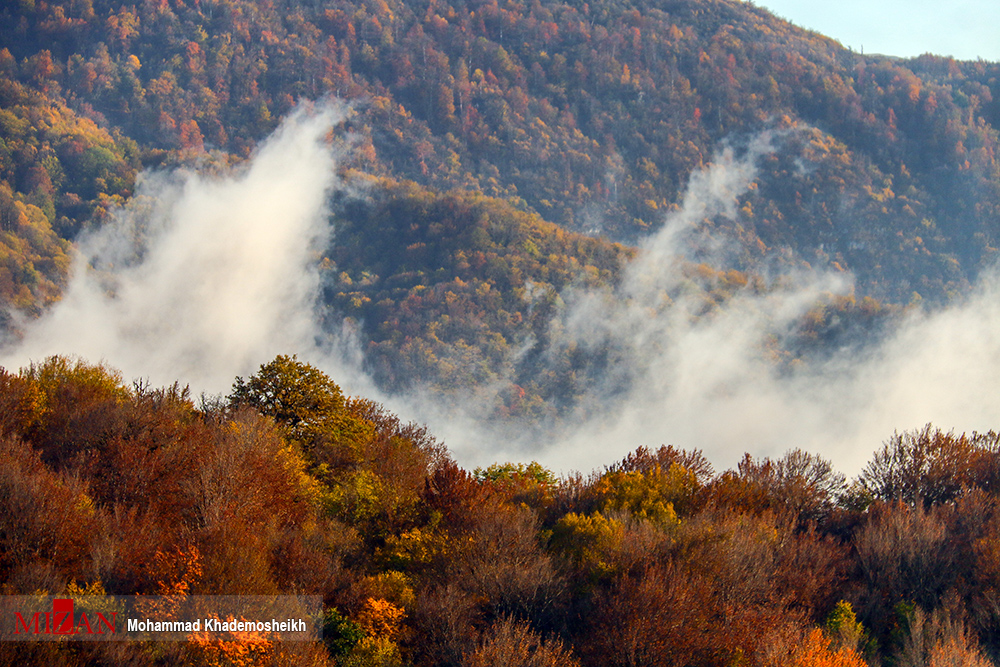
[4, 0, 1000, 664]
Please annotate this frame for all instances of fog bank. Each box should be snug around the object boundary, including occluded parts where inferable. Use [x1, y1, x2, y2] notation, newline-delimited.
[5, 112, 1000, 476]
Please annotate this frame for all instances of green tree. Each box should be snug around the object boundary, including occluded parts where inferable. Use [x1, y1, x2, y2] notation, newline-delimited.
[230, 354, 346, 428]
[229, 354, 375, 467]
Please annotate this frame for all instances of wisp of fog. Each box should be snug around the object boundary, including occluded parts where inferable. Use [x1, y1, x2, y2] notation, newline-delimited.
[423, 128, 1000, 475]
[511, 133, 1000, 475]
[1, 101, 374, 397]
[4, 104, 1000, 476]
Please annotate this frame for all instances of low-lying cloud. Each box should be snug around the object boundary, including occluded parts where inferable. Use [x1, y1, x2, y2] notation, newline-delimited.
[2, 101, 373, 397]
[4, 107, 1000, 477]
[431, 129, 1000, 476]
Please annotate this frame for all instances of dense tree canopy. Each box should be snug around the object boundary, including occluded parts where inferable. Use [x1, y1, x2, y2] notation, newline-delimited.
[2, 357, 1000, 665]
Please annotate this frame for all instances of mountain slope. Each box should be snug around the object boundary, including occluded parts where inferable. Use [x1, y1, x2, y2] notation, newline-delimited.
[2, 0, 998, 307]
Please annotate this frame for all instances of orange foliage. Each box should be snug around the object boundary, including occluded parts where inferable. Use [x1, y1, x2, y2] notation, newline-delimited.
[789, 629, 867, 667]
[134, 545, 202, 620]
[356, 597, 406, 640]
[187, 616, 274, 667]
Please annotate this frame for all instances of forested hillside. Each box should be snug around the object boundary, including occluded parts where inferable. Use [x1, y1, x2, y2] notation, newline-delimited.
[3, 356, 1000, 665]
[3, 0, 1000, 310]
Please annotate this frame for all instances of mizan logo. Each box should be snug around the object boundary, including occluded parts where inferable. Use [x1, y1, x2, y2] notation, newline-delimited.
[14, 598, 117, 636]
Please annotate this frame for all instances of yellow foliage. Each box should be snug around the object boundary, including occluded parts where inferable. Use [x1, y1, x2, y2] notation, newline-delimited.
[325, 469, 386, 524]
[550, 511, 624, 576]
[591, 463, 697, 527]
[378, 525, 449, 570]
[362, 571, 416, 609]
[342, 635, 404, 667]
[66, 580, 106, 596]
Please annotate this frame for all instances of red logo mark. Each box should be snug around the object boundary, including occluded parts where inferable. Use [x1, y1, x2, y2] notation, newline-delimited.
[14, 598, 116, 635]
